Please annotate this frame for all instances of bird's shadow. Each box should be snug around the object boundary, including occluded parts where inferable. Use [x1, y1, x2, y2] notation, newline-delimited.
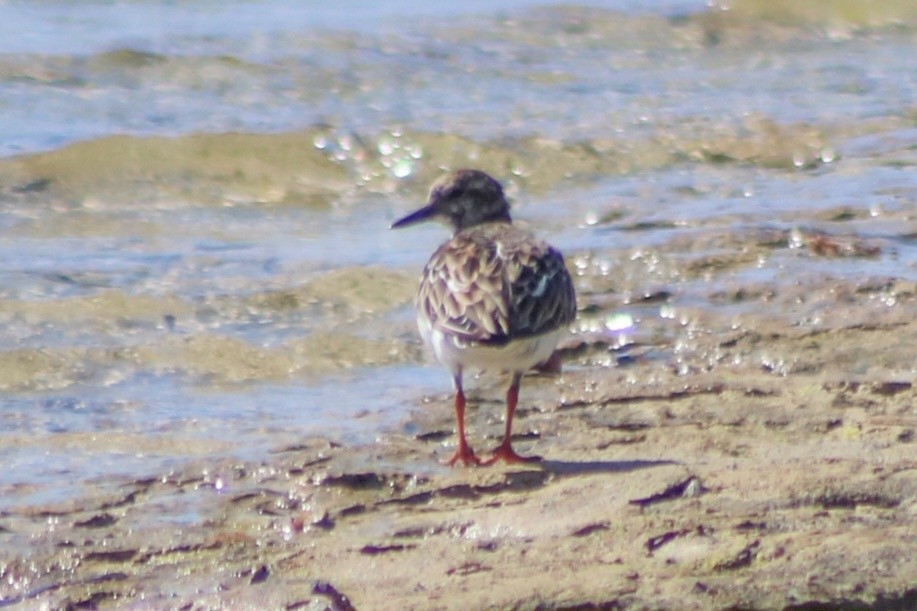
[537, 458, 678, 477]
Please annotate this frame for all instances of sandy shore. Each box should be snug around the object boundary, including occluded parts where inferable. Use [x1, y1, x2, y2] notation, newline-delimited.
[1, 276, 914, 610]
[1, 2, 915, 608]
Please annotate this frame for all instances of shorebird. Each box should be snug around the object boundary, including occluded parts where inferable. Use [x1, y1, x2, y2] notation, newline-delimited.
[391, 169, 576, 466]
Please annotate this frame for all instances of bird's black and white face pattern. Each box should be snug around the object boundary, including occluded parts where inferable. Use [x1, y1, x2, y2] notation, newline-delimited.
[390, 169, 512, 235]
[426, 169, 512, 233]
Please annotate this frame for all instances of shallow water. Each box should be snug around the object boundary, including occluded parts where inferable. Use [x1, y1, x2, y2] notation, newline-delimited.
[0, 0, 915, 511]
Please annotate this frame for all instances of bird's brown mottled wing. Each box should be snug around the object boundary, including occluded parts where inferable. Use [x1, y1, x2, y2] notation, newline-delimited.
[505, 239, 577, 339]
[417, 225, 576, 345]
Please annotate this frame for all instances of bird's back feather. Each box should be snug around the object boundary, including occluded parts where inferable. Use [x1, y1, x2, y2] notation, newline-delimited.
[417, 223, 576, 347]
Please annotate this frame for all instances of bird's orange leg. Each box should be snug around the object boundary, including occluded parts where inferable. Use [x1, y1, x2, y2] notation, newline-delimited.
[533, 350, 563, 374]
[483, 373, 541, 465]
[443, 375, 481, 467]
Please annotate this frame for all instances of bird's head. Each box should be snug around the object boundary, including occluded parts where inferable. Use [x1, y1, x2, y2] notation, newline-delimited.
[391, 169, 511, 235]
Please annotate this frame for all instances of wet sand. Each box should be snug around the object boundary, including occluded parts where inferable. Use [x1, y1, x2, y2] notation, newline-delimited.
[1, 275, 913, 610]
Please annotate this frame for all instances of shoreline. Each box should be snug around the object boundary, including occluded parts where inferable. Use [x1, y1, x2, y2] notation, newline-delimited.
[2, 300, 914, 609]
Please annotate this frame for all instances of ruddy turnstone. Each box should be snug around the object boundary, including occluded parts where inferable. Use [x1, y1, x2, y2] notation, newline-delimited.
[391, 169, 576, 466]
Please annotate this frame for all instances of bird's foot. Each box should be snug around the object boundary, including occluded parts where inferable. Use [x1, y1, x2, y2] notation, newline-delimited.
[481, 442, 542, 466]
[443, 443, 482, 467]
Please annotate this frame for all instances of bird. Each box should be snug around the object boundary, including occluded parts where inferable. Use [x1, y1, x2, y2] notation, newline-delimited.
[391, 169, 577, 466]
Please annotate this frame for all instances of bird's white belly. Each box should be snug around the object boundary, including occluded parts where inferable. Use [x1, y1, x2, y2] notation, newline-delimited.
[418, 315, 563, 376]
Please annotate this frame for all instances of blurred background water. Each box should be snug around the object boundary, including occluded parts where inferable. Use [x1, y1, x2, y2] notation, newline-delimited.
[0, 0, 914, 511]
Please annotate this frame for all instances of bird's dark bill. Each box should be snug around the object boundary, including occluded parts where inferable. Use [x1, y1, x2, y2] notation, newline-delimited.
[391, 203, 438, 229]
